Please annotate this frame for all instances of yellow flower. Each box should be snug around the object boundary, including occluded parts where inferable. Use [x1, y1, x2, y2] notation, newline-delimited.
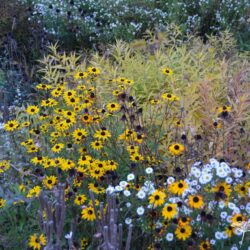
[74, 71, 88, 79]
[81, 206, 96, 221]
[74, 194, 87, 205]
[43, 176, 57, 189]
[26, 105, 40, 115]
[130, 153, 144, 162]
[51, 143, 64, 153]
[73, 128, 88, 140]
[41, 98, 58, 107]
[78, 155, 92, 166]
[27, 186, 41, 198]
[28, 233, 46, 250]
[175, 224, 192, 241]
[0, 198, 6, 208]
[162, 203, 178, 220]
[231, 213, 247, 225]
[81, 114, 93, 124]
[168, 143, 185, 156]
[212, 182, 232, 198]
[199, 240, 211, 250]
[91, 140, 104, 150]
[188, 195, 204, 209]
[87, 67, 101, 75]
[36, 83, 52, 90]
[217, 106, 232, 114]
[162, 68, 173, 76]
[94, 129, 111, 140]
[168, 180, 189, 196]
[149, 190, 166, 207]
[0, 160, 10, 173]
[106, 102, 121, 112]
[4, 120, 19, 132]
[88, 183, 105, 194]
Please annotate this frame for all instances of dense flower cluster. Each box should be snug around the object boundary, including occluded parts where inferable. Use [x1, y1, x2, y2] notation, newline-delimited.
[18, 0, 250, 47]
[1, 48, 249, 249]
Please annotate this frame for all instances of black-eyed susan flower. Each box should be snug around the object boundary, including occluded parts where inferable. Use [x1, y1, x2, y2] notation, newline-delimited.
[0, 160, 10, 173]
[36, 83, 52, 90]
[106, 102, 120, 112]
[65, 96, 80, 106]
[149, 190, 166, 207]
[162, 203, 178, 220]
[225, 225, 235, 237]
[168, 180, 189, 196]
[43, 175, 57, 189]
[60, 159, 75, 171]
[78, 155, 92, 166]
[81, 238, 89, 249]
[91, 140, 103, 151]
[0, 198, 6, 208]
[74, 71, 88, 80]
[73, 128, 88, 140]
[168, 143, 185, 156]
[28, 233, 46, 250]
[161, 93, 180, 101]
[175, 224, 192, 241]
[81, 114, 93, 124]
[162, 68, 173, 76]
[235, 182, 250, 197]
[88, 183, 105, 194]
[4, 120, 19, 132]
[74, 194, 87, 205]
[188, 195, 204, 209]
[87, 67, 100, 75]
[231, 213, 247, 225]
[81, 206, 96, 221]
[27, 186, 41, 198]
[130, 153, 144, 162]
[212, 182, 232, 198]
[199, 240, 211, 250]
[26, 105, 40, 115]
[217, 106, 232, 118]
[41, 98, 58, 107]
[63, 90, 76, 100]
[89, 168, 104, 179]
[51, 144, 64, 154]
[94, 129, 111, 140]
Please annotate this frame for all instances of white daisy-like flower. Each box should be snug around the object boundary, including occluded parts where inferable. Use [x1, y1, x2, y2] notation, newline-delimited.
[222, 231, 228, 239]
[137, 190, 146, 199]
[199, 173, 213, 184]
[210, 239, 216, 245]
[123, 190, 131, 197]
[136, 206, 145, 216]
[119, 181, 128, 188]
[167, 176, 175, 184]
[126, 202, 132, 208]
[234, 227, 243, 236]
[220, 211, 227, 219]
[106, 185, 115, 194]
[125, 217, 132, 225]
[216, 166, 227, 178]
[227, 216, 232, 223]
[115, 185, 123, 192]
[234, 170, 243, 178]
[215, 231, 222, 240]
[165, 233, 174, 241]
[127, 173, 135, 181]
[219, 201, 226, 209]
[210, 158, 219, 168]
[231, 245, 238, 250]
[225, 177, 233, 184]
[228, 202, 236, 210]
[145, 167, 153, 174]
